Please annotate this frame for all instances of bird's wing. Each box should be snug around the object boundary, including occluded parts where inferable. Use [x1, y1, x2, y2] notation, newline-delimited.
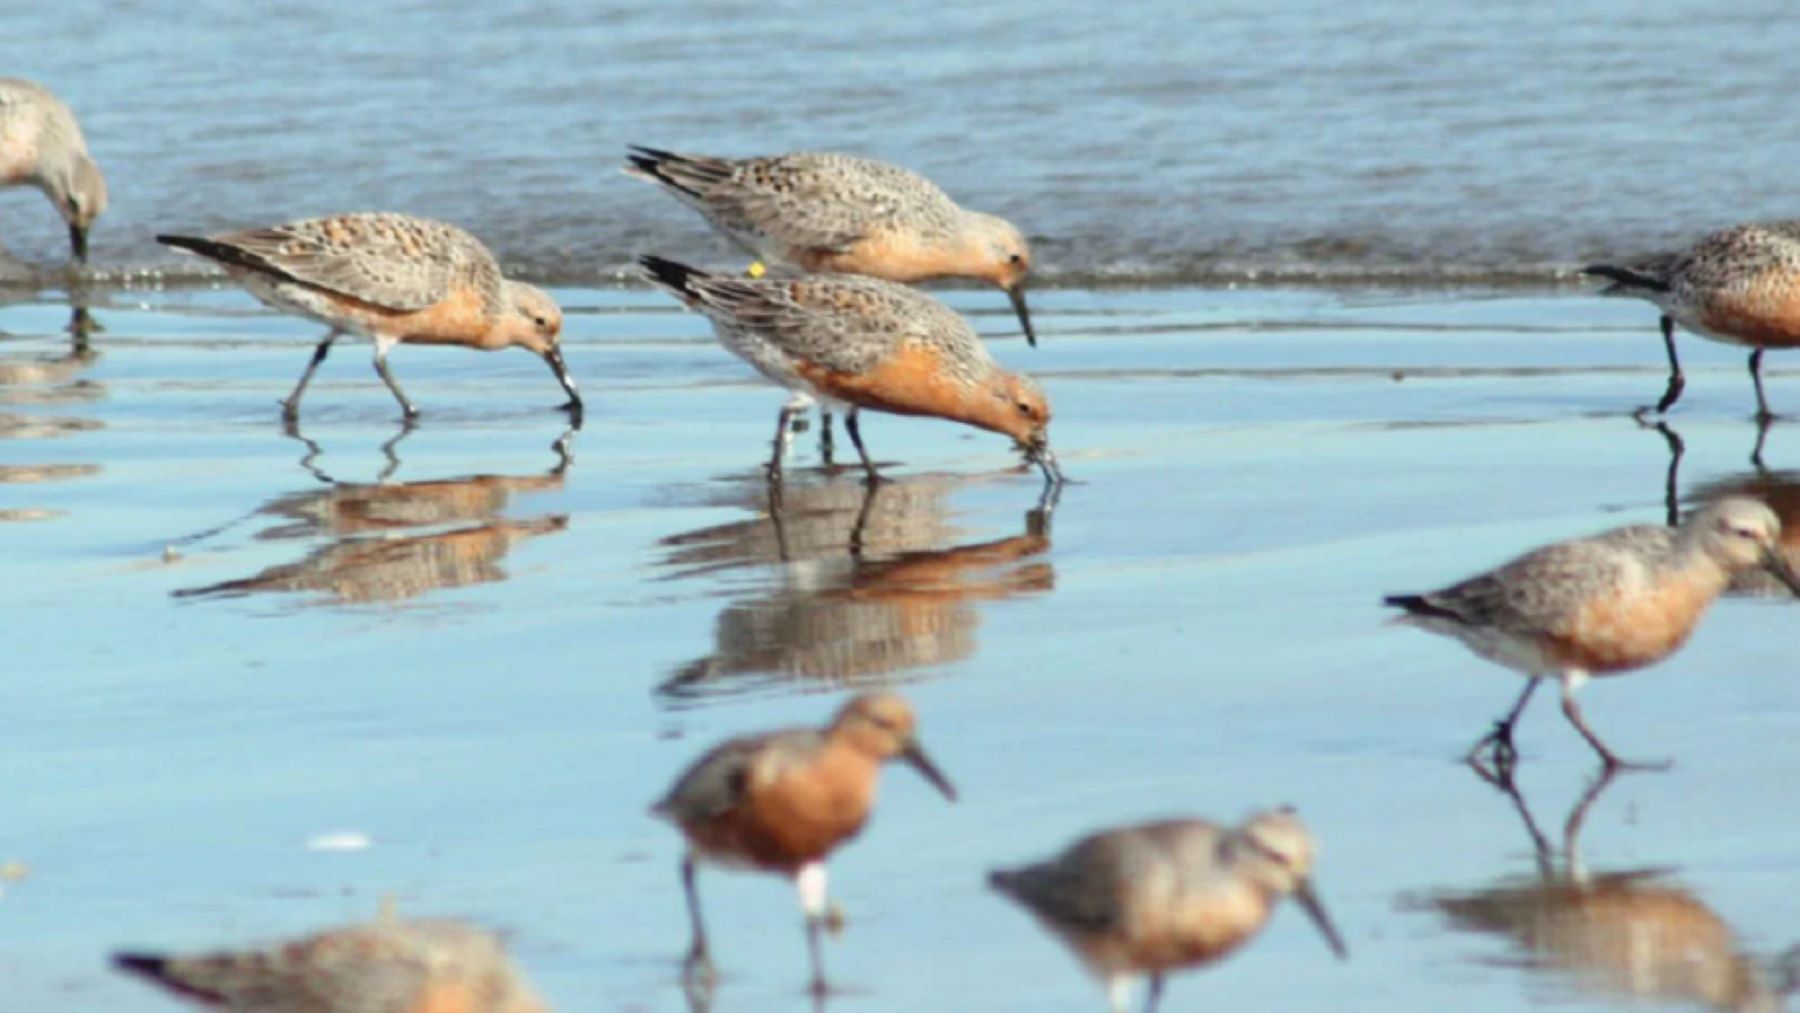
[199, 214, 491, 312]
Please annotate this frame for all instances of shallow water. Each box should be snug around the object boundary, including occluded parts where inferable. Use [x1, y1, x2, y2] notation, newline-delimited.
[7, 0, 1800, 285]
[4, 284, 1798, 1010]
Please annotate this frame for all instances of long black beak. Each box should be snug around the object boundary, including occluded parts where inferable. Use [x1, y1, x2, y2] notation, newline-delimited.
[542, 346, 583, 418]
[1295, 880, 1348, 959]
[900, 740, 957, 802]
[1762, 546, 1800, 596]
[69, 223, 88, 265]
[1006, 284, 1036, 348]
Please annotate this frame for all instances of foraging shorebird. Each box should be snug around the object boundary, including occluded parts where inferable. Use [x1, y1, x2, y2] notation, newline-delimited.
[1587, 220, 1800, 421]
[650, 692, 956, 997]
[1385, 497, 1800, 772]
[990, 808, 1347, 1012]
[157, 213, 581, 421]
[624, 147, 1036, 345]
[0, 78, 106, 264]
[638, 255, 1058, 485]
[111, 916, 546, 1012]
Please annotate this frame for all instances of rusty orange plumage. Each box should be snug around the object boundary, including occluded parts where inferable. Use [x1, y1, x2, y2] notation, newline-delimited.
[157, 213, 580, 421]
[1587, 220, 1800, 419]
[650, 692, 956, 998]
[1386, 497, 1800, 773]
[639, 256, 1058, 486]
[111, 915, 546, 1012]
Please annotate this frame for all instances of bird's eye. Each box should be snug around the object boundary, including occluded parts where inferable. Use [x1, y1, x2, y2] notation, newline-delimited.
[1008, 253, 1024, 265]
[1015, 400, 1035, 418]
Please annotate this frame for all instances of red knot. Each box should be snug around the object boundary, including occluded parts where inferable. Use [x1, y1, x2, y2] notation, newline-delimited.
[0, 78, 106, 263]
[157, 213, 581, 421]
[1587, 220, 1800, 420]
[638, 255, 1057, 485]
[625, 147, 1036, 345]
[1386, 497, 1800, 772]
[111, 915, 546, 1012]
[990, 808, 1347, 1012]
[650, 692, 956, 998]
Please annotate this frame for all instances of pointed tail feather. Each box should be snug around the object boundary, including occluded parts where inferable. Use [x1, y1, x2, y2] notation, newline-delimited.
[623, 146, 734, 198]
[1580, 263, 1671, 294]
[156, 233, 289, 281]
[637, 255, 712, 302]
[1383, 593, 1464, 622]
[111, 953, 225, 1003]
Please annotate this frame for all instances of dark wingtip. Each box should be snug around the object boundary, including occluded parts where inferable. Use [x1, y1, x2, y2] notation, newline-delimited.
[1579, 263, 1671, 293]
[112, 953, 223, 1003]
[637, 255, 706, 295]
[1384, 593, 1462, 621]
[111, 952, 167, 978]
[623, 146, 704, 197]
[154, 233, 207, 252]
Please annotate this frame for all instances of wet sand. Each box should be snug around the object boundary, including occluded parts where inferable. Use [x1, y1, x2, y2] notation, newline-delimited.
[4, 284, 1798, 1010]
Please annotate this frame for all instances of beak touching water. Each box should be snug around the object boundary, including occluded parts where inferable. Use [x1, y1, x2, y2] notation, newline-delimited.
[900, 739, 957, 802]
[1762, 546, 1800, 596]
[1007, 283, 1036, 348]
[542, 346, 583, 418]
[1295, 879, 1348, 960]
[69, 223, 88, 265]
[1023, 435, 1064, 486]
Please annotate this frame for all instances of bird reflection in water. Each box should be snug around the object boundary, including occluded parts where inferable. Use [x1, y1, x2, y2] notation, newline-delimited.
[173, 423, 573, 605]
[657, 475, 1057, 704]
[0, 305, 102, 519]
[1645, 420, 1800, 599]
[1415, 769, 1787, 1011]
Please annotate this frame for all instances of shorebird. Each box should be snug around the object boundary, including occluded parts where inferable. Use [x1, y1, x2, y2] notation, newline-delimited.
[990, 808, 1347, 1013]
[157, 213, 581, 421]
[111, 916, 546, 1012]
[638, 255, 1058, 485]
[0, 78, 106, 264]
[1385, 497, 1800, 772]
[650, 692, 956, 997]
[1586, 220, 1800, 420]
[624, 147, 1036, 346]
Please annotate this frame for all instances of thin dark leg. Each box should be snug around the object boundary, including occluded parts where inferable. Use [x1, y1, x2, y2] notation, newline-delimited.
[1752, 414, 1773, 471]
[680, 857, 716, 984]
[844, 409, 881, 485]
[1750, 348, 1773, 422]
[283, 329, 341, 419]
[818, 410, 836, 468]
[371, 342, 418, 418]
[804, 915, 829, 997]
[1144, 973, 1166, 1013]
[1467, 679, 1541, 774]
[768, 404, 800, 483]
[1559, 676, 1669, 773]
[1640, 315, 1684, 416]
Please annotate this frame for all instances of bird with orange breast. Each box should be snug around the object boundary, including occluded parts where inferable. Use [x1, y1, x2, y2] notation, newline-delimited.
[639, 255, 1058, 486]
[1587, 220, 1800, 420]
[111, 915, 546, 1012]
[625, 147, 1037, 345]
[650, 692, 957, 997]
[158, 213, 580, 421]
